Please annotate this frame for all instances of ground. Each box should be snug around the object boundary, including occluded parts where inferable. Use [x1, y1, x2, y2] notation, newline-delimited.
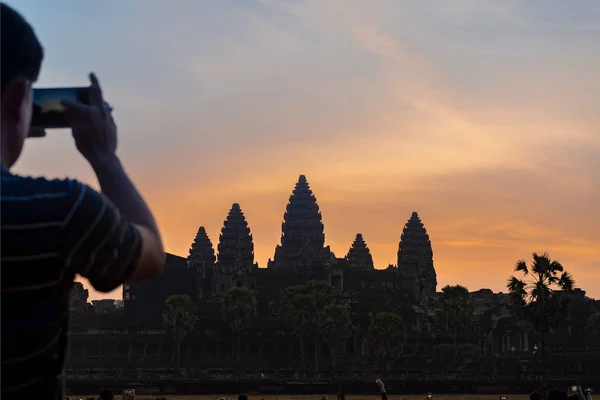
[73, 395, 530, 400]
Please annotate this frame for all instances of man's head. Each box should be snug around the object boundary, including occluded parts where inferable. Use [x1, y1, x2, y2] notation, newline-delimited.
[530, 391, 543, 400]
[99, 389, 114, 400]
[0, 3, 43, 168]
[549, 390, 569, 400]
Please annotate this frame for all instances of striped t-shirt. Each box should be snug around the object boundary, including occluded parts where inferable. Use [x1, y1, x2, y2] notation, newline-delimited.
[1, 164, 142, 399]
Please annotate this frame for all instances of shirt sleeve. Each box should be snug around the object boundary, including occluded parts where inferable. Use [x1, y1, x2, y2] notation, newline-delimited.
[59, 181, 142, 292]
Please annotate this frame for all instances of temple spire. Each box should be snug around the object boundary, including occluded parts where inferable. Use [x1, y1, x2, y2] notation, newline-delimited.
[216, 203, 257, 292]
[397, 212, 437, 301]
[188, 226, 217, 299]
[188, 226, 216, 270]
[268, 175, 330, 269]
[346, 233, 375, 270]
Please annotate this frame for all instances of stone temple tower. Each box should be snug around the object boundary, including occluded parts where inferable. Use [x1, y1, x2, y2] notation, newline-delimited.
[346, 233, 375, 270]
[187, 226, 216, 300]
[268, 175, 332, 270]
[397, 212, 437, 302]
[215, 203, 257, 294]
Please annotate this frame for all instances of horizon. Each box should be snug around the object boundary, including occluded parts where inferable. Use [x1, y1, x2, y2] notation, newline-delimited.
[7, 0, 599, 300]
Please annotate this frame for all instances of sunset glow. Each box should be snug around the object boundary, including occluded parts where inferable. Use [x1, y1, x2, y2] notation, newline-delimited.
[10, 0, 599, 299]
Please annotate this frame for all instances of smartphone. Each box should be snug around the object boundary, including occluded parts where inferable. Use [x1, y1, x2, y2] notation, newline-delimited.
[571, 386, 579, 392]
[32, 87, 91, 128]
[427, 394, 433, 400]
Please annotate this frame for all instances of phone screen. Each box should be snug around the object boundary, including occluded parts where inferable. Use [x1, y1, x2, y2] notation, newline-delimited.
[32, 87, 90, 128]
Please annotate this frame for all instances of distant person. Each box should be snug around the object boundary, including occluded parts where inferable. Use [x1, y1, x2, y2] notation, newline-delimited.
[239, 394, 249, 400]
[99, 389, 114, 400]
[338, 385, 346, 400]
[376, 378, 388, 400]
[549, 390, 569, 400]
[122, 389, 135, 400]
[0, 4, 165, 400]
[530, 392, 542, 400]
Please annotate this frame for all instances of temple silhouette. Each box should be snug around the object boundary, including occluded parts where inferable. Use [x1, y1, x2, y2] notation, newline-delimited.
[67, 175, 598, 379]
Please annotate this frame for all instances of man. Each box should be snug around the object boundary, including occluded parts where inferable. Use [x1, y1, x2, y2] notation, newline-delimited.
[531, 392, 543, 400]
[1, 4, 166, 399]
[376, 378, 388, 400]
[99, 389, 114, 400]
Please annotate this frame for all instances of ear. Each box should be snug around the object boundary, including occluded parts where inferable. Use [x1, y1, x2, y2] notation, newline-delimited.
[1, 77, 32, 123]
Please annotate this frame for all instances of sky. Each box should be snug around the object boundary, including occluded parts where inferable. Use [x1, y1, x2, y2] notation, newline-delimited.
[8, 0, 600, 300]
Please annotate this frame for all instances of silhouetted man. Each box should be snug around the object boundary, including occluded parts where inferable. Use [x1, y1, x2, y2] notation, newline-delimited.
[549, 390, 569, 400]
[99, 389, 114, 400]
[1, 4, 165, 399]
[531, 392, 543, 400]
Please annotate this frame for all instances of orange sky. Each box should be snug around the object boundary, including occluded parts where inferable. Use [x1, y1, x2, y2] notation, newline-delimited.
[12, 0, 600, 299]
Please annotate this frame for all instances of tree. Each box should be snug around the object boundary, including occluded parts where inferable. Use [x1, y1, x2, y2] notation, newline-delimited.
[303, 280, 336, 372]
[437, 284, 474, 357]
[162, 294, 198, 372]
[368, 312, 405, 370]
[221, 287, 257, 362]
[281, 290, 315, 369]
[281, 280, 336, 372]
[320, 304, 352, 371]
[586, 311, 600, 348]
[507, 252, 575, 400]
[433, 343, 481, 369]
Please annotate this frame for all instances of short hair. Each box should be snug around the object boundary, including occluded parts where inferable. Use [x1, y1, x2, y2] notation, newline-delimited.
[549, 390, 568, 400]
[530, 392, 542, 400]
[99, 389, 114, 400]
[1, 3, 44, 93]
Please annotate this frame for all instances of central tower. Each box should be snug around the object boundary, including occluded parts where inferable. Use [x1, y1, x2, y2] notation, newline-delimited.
[268, 175, 331, 270]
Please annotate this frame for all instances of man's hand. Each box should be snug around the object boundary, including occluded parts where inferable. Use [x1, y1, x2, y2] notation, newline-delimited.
[62, 73, 117, 163]
[376, 378, 385, 392]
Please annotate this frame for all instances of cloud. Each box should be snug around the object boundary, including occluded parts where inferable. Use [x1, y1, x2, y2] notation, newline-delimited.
[10, 0, 599, 299]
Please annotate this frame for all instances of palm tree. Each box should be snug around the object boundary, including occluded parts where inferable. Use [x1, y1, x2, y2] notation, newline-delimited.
[437, 284, 474, 357]
[320, 304, 352, 371]
[368, 312, 406, 371]
[221, 286, 258, 362]
[281, 280, 336, 372]
[507, 252, 575, 400]
[281, 290, 315, 369]
[303, 280, 336, 373]
[162, 294, 198, 372]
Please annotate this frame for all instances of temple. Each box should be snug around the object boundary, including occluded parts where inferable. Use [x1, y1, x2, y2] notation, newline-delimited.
[346, 233, 374, 270]
[267, 175, 332, 271]
[187, 226, 216, 299]
[397, 212, 437, 303]
[67, 174, 599, 378]
[213, 203, 257, 296]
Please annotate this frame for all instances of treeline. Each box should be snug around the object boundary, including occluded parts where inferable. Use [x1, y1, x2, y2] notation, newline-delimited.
[161, 253, 600, 384]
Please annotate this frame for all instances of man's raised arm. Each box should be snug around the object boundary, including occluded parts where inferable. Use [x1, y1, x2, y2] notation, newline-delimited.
[60, 73, 165, 291]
